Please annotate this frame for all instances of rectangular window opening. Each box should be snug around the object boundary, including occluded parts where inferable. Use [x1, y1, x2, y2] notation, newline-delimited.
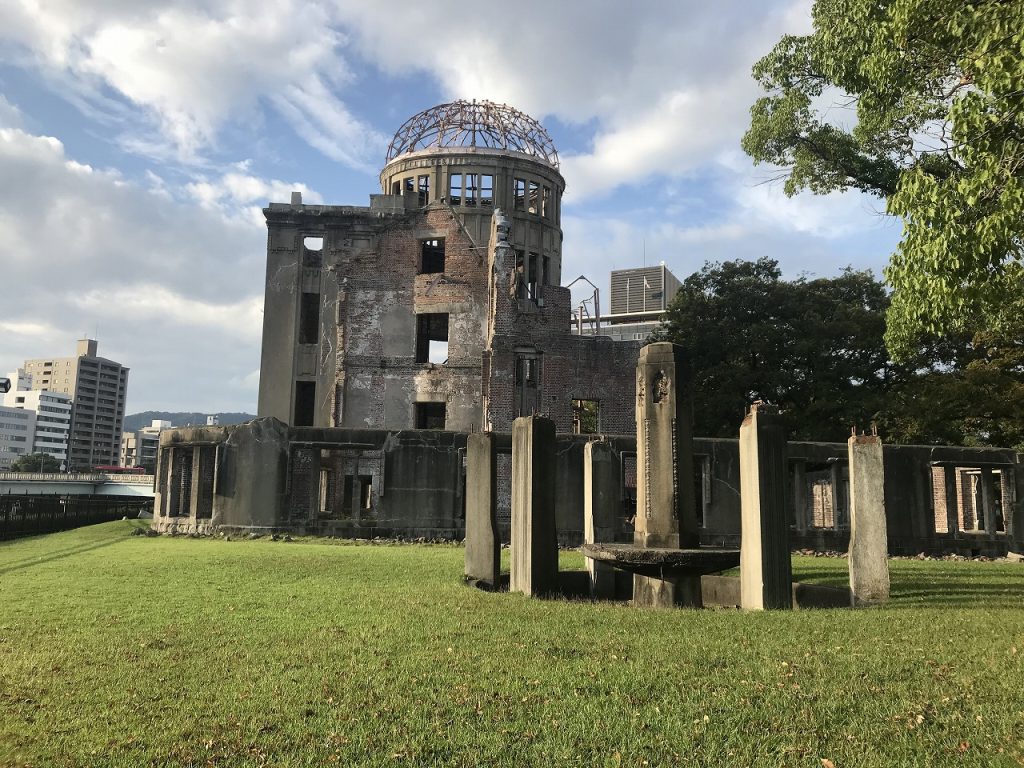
[359, 475, 373, 509]
[513, 178, 526, 210]
[420, 239, 445, 274]
[480, 175, 493, 206]
[299, 292, 320, 344]
[415, 402, 446, 430]
[403, 177, 415, 193]
[417, 175, 430, 205]
[464, 173, 477, 207]
[541, 186, 551, 217]
[572, 399, 600, 434]
[528, 253, 539, 300]
[528, 181, 539, 214]
[293, 381, 316, 427]
[449, 173, 462, 206]
[303, 236, 323, 252]
[415, 313, 449, 364]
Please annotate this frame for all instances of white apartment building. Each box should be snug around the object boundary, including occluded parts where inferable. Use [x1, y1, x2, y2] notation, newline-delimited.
[4, 368, 73, 466]
[120, 419, 170, 473]
[0, 404, 36, 470]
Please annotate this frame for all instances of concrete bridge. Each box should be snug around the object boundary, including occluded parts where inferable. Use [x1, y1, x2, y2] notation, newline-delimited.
[0, 472, 155, 497]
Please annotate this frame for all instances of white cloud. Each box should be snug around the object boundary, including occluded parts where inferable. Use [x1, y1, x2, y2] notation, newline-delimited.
[0, 95, 23, 128]
[0, 126, 267, 412]
[0, 0, 386, 166]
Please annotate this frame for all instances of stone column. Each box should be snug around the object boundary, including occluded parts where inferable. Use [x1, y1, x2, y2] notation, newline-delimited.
[739, 402, 792, 610]
[979, 466, 998, 534]
[943, 465, 960, 537]
[634, 343, 698, 547]
[848, 434, 889, 603]
[1009, 457, 1024, 557]
[510, 416, 558, 596]
[633, 342, 701, 608]
[465, 433, 500, 589]
[584, 439, 619, 599]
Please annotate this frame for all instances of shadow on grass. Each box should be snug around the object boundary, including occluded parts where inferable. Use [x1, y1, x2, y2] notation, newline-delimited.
[0, 522, 141, 575]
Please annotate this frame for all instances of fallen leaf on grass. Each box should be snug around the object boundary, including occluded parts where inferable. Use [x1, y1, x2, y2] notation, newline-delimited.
[821, 759, 836, 768]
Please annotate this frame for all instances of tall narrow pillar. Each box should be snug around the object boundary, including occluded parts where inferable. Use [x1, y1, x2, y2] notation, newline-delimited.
[584, 440, 619, 599]
[943, 465, 960, 537]
[465, 433, 500, 589]
[1009, 458, 1024, 556]
[510, 416, 558, 596]
[848, 434, 889, 604]
[739, 402, 792, 610]
[979, 466, 998, 534]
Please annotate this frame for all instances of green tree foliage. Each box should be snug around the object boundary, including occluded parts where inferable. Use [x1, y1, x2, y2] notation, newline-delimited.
[10, 452, 62, 472]
[656, 258, 895, 441]
[742, 0, 1024, 356]
[657, 258, 1024, 448]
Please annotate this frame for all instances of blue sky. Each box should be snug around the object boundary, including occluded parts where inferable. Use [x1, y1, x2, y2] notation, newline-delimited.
[0, 0, 901, 413]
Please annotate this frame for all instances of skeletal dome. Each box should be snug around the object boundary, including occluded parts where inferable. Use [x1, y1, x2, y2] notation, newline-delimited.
[385, 99, 559, 169]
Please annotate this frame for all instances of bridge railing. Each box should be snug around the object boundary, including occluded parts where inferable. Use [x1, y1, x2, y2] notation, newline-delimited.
[0, 472, 155, 485]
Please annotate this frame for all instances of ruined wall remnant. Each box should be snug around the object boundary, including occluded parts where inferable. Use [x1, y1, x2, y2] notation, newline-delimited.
[257, 99, 638, 439]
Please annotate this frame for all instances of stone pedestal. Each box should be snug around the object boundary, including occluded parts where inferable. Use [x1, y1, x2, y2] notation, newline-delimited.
[465, 432, 500, 589]
[510, 416, 558, 596]
[739, 402, 793, 610]
[848, 434, 889, 603]
[584, 440, 619, 599]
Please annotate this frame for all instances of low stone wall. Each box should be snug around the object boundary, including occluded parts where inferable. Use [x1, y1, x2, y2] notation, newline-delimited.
[152, 418, 1022, 556]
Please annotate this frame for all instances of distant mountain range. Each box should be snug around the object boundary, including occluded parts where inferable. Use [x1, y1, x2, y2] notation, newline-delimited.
[123, 412, 255, 432]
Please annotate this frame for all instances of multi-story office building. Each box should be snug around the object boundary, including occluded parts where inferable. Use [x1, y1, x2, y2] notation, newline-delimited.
[121, 420, 170, 473]
[0, 405, 35, 470]
[23, 339, 129, 471]
[3, 371, 73, 467]
[573, 264, 683, 342]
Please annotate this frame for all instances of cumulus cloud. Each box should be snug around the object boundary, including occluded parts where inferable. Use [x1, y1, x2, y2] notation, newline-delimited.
[0, 126, 267, 411]
[0, 0, 386, 165]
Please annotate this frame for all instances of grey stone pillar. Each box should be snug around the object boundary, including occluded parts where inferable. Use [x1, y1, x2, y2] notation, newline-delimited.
[634, 342, 701, 608]
[739, 402, 792, 610]
[465, 433, 500, 589]
[848, 434, 889, 604]
[979, 466, 998, 534]
[584, 440, 619, 599]
[1009, 457, 1024, 556]
[635, 343, 698, 547]
[943, 465, 960, 536]
[510, 416, 558, 596]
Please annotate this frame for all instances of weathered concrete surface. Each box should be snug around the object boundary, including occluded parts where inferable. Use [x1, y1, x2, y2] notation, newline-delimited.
[848, 434, 890, 604]
[510, 416, 558, 596]
[634, 343, 698, 548]
[465, 432, 500, 589]
[739, 403, 793, 610]
[703, 575, 850, 610]
[583, 440, 619, 598]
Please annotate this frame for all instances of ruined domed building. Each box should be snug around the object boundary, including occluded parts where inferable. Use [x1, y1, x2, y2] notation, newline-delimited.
[152, 101, 1022, 559]
[257, 100, 637, 434]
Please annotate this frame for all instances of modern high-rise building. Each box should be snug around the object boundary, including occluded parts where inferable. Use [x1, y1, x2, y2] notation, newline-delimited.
[22, 339, 129, 470]
[573, 264, 683, 342]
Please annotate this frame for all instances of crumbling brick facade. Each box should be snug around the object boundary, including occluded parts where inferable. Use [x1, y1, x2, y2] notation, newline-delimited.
[257, 101, 638, 437]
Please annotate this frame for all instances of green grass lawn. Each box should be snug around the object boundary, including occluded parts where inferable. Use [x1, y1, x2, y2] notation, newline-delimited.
[1, 521, 1023, 767]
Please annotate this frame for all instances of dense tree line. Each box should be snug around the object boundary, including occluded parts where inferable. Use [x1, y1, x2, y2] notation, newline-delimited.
[655, 258, 1024, 448]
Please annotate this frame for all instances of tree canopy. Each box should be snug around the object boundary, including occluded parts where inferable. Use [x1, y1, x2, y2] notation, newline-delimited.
[742, 0, 1024, 357]
[10, 453, 62, 472]
[657, 258, 1024, 448]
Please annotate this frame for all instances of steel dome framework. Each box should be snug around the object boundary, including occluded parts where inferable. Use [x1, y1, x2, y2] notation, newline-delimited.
[385, 100, 559, 168]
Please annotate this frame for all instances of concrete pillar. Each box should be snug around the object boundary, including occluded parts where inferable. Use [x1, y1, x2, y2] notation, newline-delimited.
[634, 343, 698, 548]
[510, 416, 558, 596]
[1009, 458, 1024, 556]
[465, 433, 500, 589]
[847, 434, 889, 604]
[979, 466, 998, 534]
[943, 465, 960, 536]
[584, 440, 619, 599]
[792, 461, 807, 533]
[739, 402, 792, 610]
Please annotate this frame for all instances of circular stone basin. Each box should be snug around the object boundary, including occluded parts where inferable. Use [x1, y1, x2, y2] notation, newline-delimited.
[581, 543, 739, 579]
